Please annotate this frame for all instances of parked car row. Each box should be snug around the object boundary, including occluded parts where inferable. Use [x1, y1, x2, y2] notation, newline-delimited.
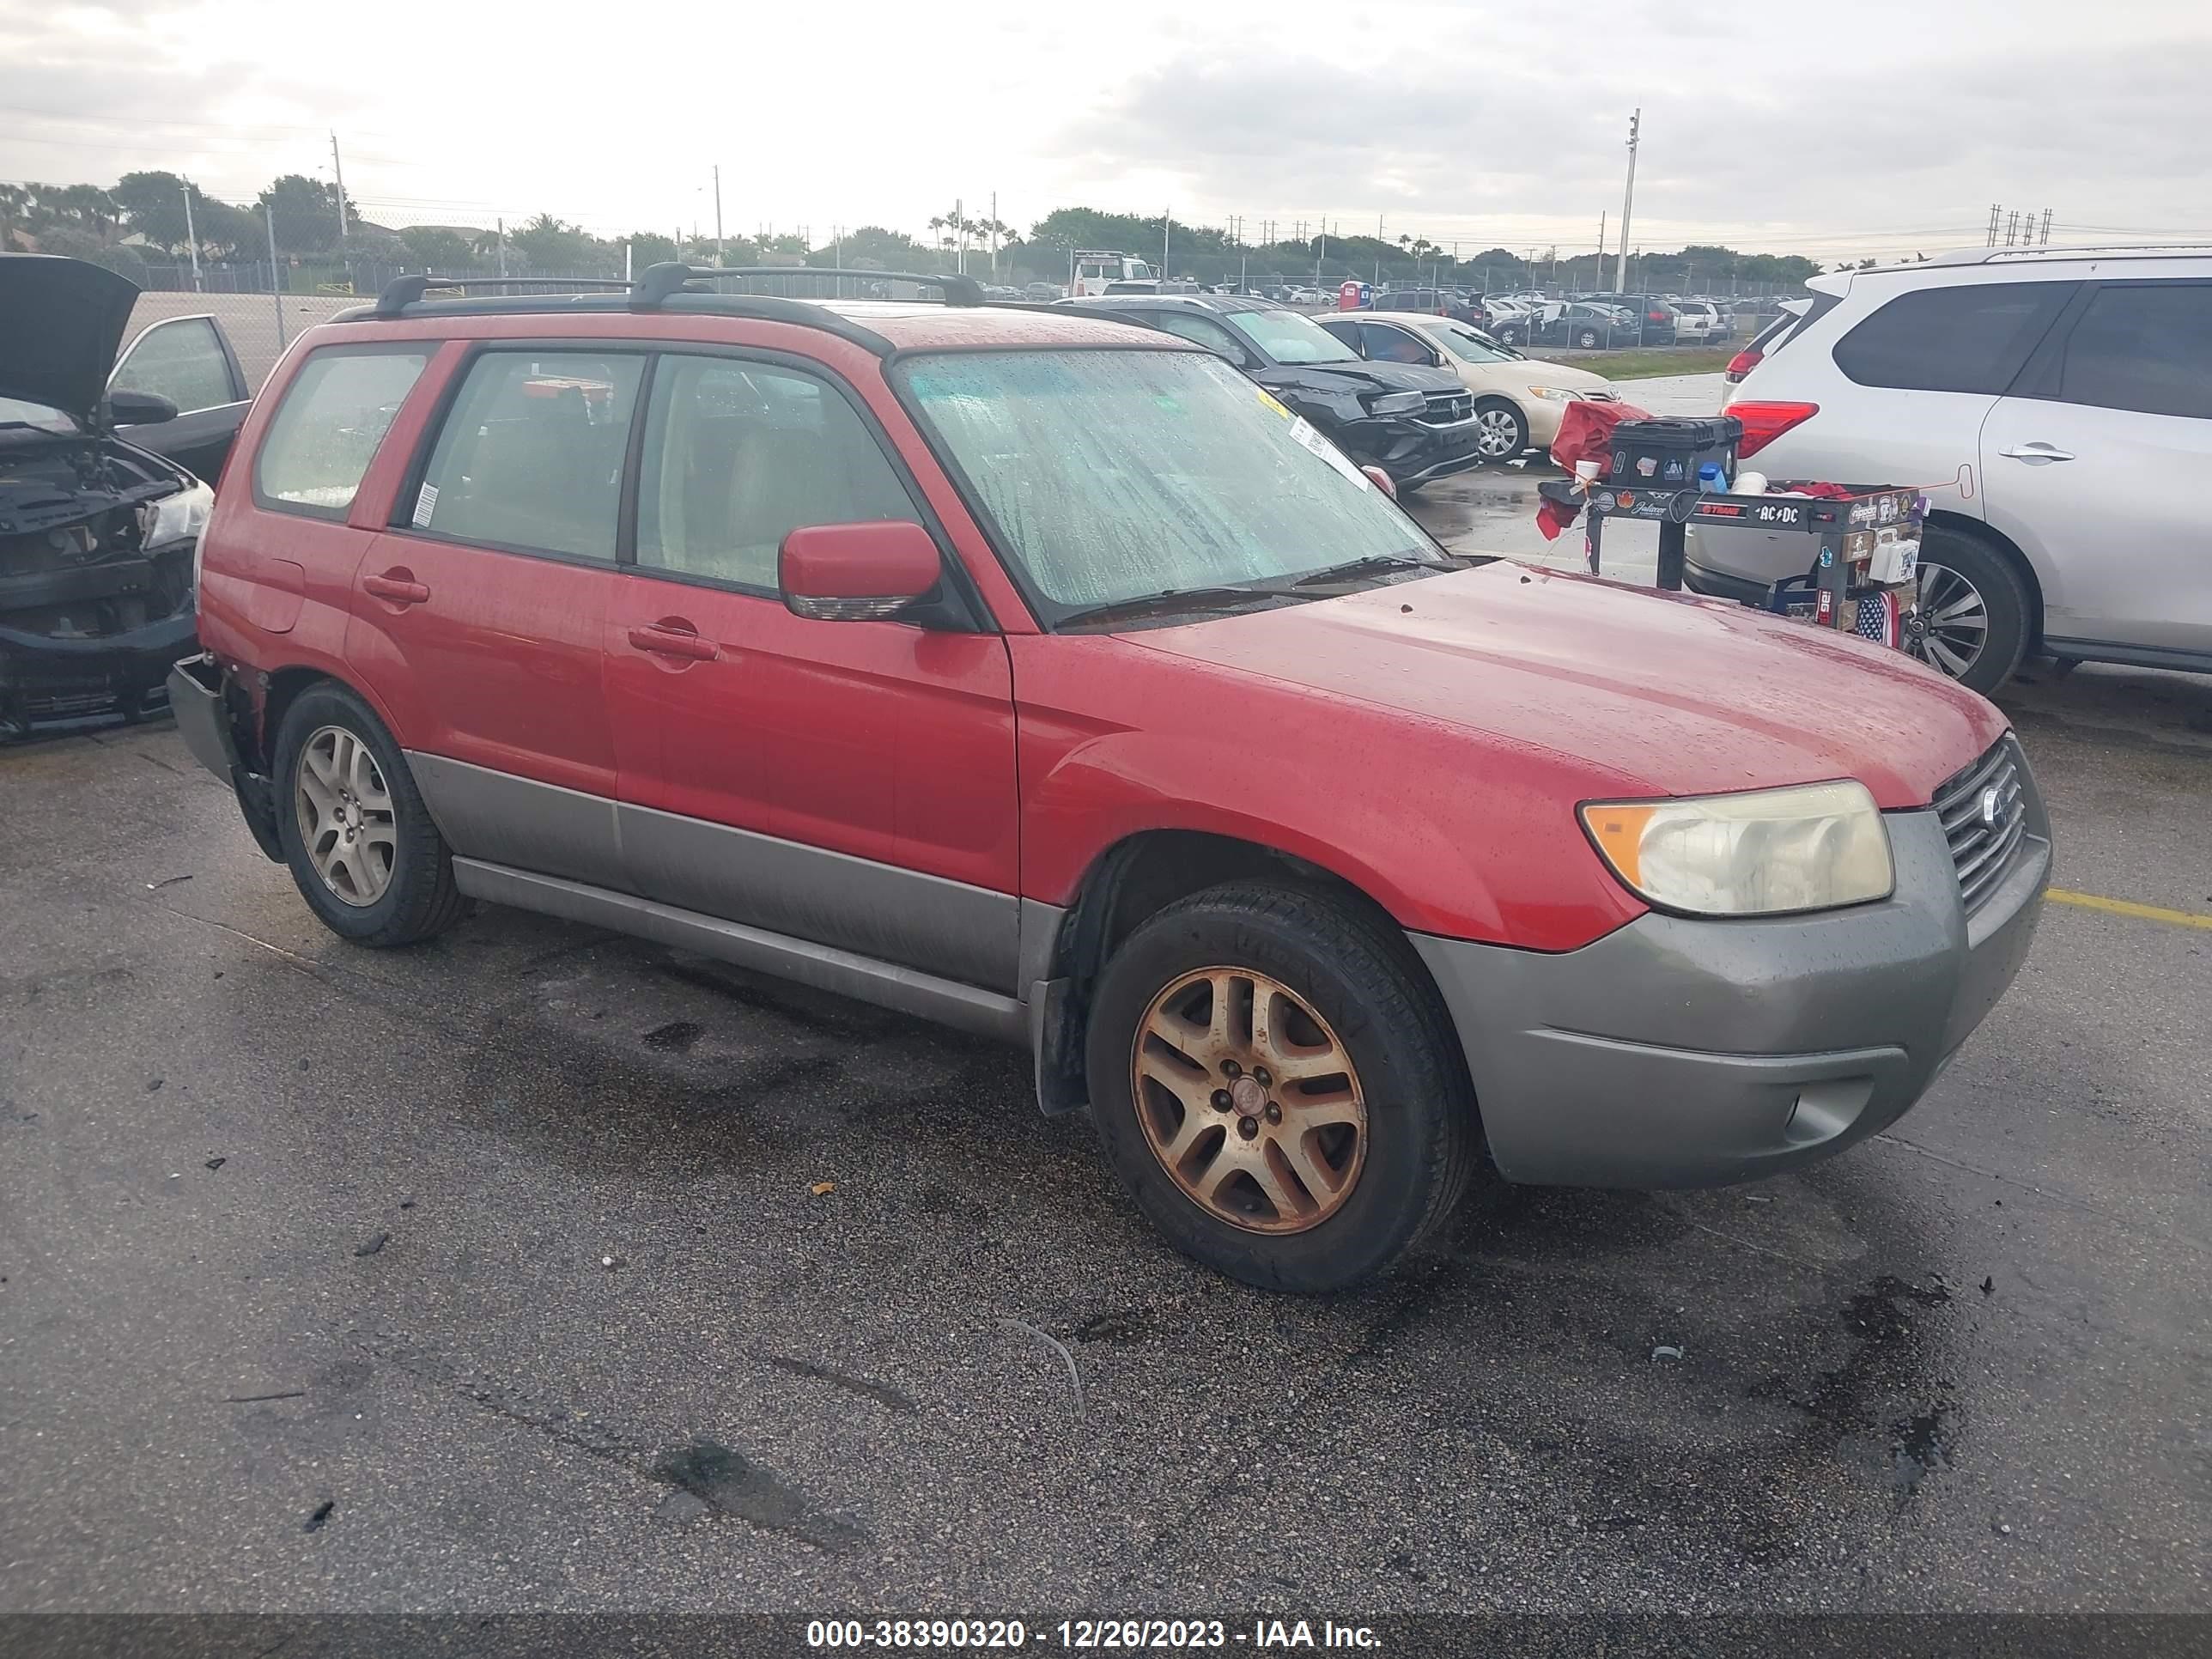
[155, 263, 2049, 1292]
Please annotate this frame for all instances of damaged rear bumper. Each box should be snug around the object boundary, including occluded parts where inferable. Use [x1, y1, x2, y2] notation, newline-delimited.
[167, 653, 283, 860]
[0, 611, 196, 738]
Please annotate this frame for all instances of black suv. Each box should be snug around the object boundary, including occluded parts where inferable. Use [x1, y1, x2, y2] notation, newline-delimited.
[1061, 295, 1481, 490]
[2, 256, 248, 738]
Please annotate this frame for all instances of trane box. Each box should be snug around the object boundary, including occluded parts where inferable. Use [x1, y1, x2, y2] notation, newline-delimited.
[1607, 416, 1743, 489]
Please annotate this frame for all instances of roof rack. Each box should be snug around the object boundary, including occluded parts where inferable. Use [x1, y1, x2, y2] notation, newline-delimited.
[655, 264, 987, 307]
[372, 273, 632, 318]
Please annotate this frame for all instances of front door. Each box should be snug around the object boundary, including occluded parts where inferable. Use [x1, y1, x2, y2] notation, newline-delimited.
[1980, 278, 2212, 664]
[344, 346, 647, 889]
[607, 352, 1020, 992]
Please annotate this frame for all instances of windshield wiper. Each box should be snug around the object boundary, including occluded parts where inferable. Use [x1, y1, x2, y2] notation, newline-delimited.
[1056, 583, 1299, 629]
[1287, 553, 1443, 588]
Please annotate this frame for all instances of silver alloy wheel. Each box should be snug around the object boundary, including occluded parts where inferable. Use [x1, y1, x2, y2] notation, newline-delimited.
[1905, 562, 1991, 680]
[295, 725, 397, 907]
[1474, 406, 1524, 459]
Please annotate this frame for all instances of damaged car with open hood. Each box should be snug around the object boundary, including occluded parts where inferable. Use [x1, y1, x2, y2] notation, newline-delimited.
[2, 254, 240, 738]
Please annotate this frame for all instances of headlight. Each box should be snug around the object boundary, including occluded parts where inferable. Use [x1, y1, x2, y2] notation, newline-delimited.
[143, 481, 214, 551]
[1526, 386, 1580, 402]
[1580, 780, 1893, 916]
[1364, 390, 1425, 416]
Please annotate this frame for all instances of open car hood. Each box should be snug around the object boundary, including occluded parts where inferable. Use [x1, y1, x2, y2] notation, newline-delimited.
[0, 255, 140, 426]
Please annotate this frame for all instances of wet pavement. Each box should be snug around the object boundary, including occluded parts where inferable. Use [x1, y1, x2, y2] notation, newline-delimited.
[3, 489, 2209, 1611]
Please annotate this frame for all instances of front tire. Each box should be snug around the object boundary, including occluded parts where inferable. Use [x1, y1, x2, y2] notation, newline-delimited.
[1473, 398, 1529, 461]
[1905, 525, 2032, 694]
[1576, 328, 1600, 349]
[273, 681, 468, 946]
[1085, 883, 1478, 1292]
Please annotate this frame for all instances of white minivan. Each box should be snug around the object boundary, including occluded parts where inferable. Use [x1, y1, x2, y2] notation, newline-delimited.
[1688, 246, 2212, 691]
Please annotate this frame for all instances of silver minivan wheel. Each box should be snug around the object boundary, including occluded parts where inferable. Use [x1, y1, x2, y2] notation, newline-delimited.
[1905, 564, 1992, 681]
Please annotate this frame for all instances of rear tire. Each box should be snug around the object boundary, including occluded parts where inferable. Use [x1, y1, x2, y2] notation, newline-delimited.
[1905, 524, 2032, 695]
[273, 682, 468, 947]
[1085, 882, 1478, 1292]
[1576, 328, 1600, 349]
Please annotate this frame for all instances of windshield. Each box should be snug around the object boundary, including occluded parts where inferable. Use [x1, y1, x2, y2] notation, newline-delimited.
[1127, 260, 1155, 280]
[1434, 322, 1519, 363]
[895, 349, 1439, 618]
[0, 395, 79, 434]
[1226, 308, 1359, 365]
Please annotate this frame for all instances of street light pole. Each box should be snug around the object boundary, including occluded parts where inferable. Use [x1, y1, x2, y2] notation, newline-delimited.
[1613, 108, 1640, 293]
[181, 180, 202, 292]
[713, 165, 724, 267]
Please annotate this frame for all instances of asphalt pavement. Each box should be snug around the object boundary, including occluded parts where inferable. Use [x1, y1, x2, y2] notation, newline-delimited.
[3, 420, 2209, 1612]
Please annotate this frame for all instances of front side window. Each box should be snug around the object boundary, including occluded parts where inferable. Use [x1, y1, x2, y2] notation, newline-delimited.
[111, 317, 240, 414]
[896, 349, 1438, 616]
[1358, 323, 1433, 366]
[635, 356, 918, 589]
[1225, 308, 1360, 365]
[1832, 280, 2073, 395]
[406, 351, 644, 561]
[2056, 283, 2212, 421]
[254, 348, 429, 519]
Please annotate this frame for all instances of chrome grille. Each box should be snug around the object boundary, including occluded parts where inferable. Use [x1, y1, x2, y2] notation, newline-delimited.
[1421, 391, 1474, 426]
[1932, 736, 2029, 915]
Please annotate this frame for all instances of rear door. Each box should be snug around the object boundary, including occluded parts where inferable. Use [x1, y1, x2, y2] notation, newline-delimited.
[343, 345, 647, 890]
[608, 350, 1020, 992]
[1980, 278, 2212, 663]
[108, 314, 250, 483]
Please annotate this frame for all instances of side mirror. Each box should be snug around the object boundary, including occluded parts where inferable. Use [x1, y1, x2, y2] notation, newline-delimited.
[104, 389, 179, 427]
[1361, 465, 1398, 498]
[779, 521, 942, 622]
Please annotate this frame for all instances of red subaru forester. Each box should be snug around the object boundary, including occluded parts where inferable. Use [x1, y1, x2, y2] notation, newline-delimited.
[171, 266, 2048, 1291]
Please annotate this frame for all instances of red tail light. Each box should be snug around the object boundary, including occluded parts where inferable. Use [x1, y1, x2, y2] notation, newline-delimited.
[1731, 401, 1820, 459]
[1649, 309, 1667, 322]
[1723, 347, 1762, 383]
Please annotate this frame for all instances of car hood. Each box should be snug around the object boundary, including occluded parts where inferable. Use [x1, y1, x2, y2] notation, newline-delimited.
[0, 255, 139, 426]
[1504, 356, 1613, 392]
[1126, 562, 2008, 809]
[1274, 357, 1461, 396]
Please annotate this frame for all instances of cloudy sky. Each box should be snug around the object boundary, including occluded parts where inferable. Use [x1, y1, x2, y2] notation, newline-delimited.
[3, 0, 2208, 263]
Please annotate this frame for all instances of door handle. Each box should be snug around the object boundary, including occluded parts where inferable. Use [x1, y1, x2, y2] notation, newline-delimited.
[362, 570, 431, 605]
[627, 622, 720, 662]
[1997, 443, 2076, 465]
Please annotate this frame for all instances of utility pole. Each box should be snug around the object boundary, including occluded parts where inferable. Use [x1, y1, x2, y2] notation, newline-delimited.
[2040, 207, 2053, 246]
[991, 191, 1000, 277]
[181, 180, 202, 292]
[496, 216, 507, 278]
[1613, 107, 1640, 293]
[1316, 220, 1327, 289]
[1987, 204, 2002, 246]
[264, 199, 287, 349]
[329, 131, 348, 242]
[713, 165, 724, 266]
[2005, 210, 2021, 246]
[1596, 210, 1606, 281]
[955, 198, 964, 275]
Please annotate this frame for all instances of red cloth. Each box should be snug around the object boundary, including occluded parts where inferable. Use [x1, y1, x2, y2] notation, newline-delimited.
[1536, 399, 1656, 540]
[1548, 398, 1654, 472]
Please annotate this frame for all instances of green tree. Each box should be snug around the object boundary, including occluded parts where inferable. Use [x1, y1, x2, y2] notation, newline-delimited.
[397, 225, 478, 270]
[257, 173, 353, 253]
[507, 211, 602, 274]
[111, 170, 196, 252]
[627, 231, 680, 268]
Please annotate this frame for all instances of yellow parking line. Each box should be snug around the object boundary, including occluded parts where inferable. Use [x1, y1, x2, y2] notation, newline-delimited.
[2045, 887, 2212, 931]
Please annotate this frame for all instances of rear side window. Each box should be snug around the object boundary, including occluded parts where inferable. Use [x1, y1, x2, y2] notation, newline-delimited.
[1832, 281, 2071, 394]
[2055, 283, 2212, 421]
[405, 351, 645, 562]
[112, 317, 240, 413]
[635, 356, 917, 591]
[253, 348, 429, 519]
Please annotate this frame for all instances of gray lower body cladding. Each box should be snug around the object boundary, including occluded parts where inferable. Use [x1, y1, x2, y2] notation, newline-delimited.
[1412, 803, 2049, 1188]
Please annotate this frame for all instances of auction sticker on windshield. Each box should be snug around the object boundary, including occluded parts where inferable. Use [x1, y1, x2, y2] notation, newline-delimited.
[1288, 415, 1370, 488]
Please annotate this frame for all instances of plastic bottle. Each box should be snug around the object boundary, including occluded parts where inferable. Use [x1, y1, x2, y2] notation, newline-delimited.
[1698, 461, 1724, 492]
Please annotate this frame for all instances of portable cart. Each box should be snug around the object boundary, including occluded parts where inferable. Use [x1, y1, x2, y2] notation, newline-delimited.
[1536, 475, 1926, 641]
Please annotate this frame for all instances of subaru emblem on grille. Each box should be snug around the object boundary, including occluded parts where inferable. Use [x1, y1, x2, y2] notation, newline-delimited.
[1980, 785, 2002, 827]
